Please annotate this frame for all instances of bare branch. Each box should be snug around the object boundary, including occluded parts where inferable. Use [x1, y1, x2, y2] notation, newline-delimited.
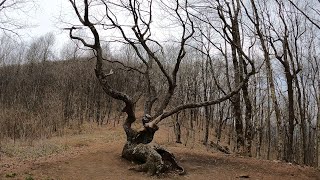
[68, 27, 95, 49]
[157, 70, 256, 123]
[286, 0, 320, 30]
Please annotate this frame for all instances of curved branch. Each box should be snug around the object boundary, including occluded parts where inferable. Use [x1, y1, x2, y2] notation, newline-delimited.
[68, 27, 95, 49]
[153, 70, 256, 124]
[67, 0, 137, 135]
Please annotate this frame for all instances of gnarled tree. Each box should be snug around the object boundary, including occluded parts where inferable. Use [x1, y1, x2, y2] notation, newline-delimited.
[66, 0, 255, 175]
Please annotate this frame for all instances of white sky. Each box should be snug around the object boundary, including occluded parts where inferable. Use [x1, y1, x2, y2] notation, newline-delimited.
[20, 0, 74, 49]
[17, 0, 188, 55]
[18, 0, 170, 53]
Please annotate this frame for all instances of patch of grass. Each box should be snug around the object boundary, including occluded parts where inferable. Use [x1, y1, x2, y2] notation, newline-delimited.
[4, 144, 64, 159]
[1, 123, 125, 161]
[5, 172, 17, 178]
[25, 175, 34, 180]
[1, 142, 68, 159]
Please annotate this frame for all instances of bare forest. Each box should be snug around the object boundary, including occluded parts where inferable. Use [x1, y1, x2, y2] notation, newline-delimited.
[1, 0, 320, 178]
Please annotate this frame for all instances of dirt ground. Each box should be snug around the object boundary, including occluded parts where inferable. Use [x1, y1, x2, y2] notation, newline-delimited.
[1, 125, 319, 180]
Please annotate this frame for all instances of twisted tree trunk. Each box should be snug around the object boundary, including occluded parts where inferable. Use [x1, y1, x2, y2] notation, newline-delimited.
[120, 116, 184, 175]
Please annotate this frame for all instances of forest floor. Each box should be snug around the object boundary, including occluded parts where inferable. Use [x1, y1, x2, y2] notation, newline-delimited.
[0, 123, 319, 180]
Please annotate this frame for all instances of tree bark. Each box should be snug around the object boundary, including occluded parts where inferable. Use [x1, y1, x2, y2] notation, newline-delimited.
[317, 81, 320, 167]
[174, 113, 182, 144]
[283, 58, 295, 163]
[228, 6, 244, 151]
[120, 115, 185, 175]
[267, 80, 271, 160]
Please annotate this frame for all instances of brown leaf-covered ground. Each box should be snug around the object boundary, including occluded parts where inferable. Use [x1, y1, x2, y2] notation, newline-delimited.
[1, 124, 319, 180]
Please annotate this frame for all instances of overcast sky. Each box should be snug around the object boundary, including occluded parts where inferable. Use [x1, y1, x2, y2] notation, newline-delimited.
[20, 0, 74, 48]
[19, 0, 165, 52]
[17, 0, 185, 54]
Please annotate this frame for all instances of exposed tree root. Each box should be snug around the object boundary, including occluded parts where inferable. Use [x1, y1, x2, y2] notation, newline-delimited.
[122, 142, 185, 175]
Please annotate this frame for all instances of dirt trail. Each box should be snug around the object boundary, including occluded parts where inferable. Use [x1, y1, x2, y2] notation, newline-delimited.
[2, 143, 319, 180]
[29, 143, 145, 180]
[1, 126, 319, 180]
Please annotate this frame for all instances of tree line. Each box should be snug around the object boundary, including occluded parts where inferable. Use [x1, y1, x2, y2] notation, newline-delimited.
[0, 0, 319, 170]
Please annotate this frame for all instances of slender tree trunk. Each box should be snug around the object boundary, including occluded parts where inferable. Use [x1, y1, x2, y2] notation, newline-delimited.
[267, 63, 283, 160]
[174, 112, 182, 143]
[282, 35, 296, 163]
[230, 62, 244, 152]
[256, 78, 263, 159]
[285, 64, 295, 162]
[242, 79, 253, 156]
[317, 82, 320, 167]
[295, 76, 307, 164]
[229, 1, 251, 153]
[267, 84, 271, 160]
[202, 66, 210, 145]
[230, 26, 244, 152]
[203, 106, 210, 145]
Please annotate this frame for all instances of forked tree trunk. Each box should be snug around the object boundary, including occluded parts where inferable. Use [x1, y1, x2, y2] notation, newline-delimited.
[120, 116, 185, 175]
[93, 52, 185, 175]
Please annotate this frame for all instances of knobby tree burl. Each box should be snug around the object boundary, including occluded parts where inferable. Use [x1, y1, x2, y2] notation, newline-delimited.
[67, 0, 254, 175]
